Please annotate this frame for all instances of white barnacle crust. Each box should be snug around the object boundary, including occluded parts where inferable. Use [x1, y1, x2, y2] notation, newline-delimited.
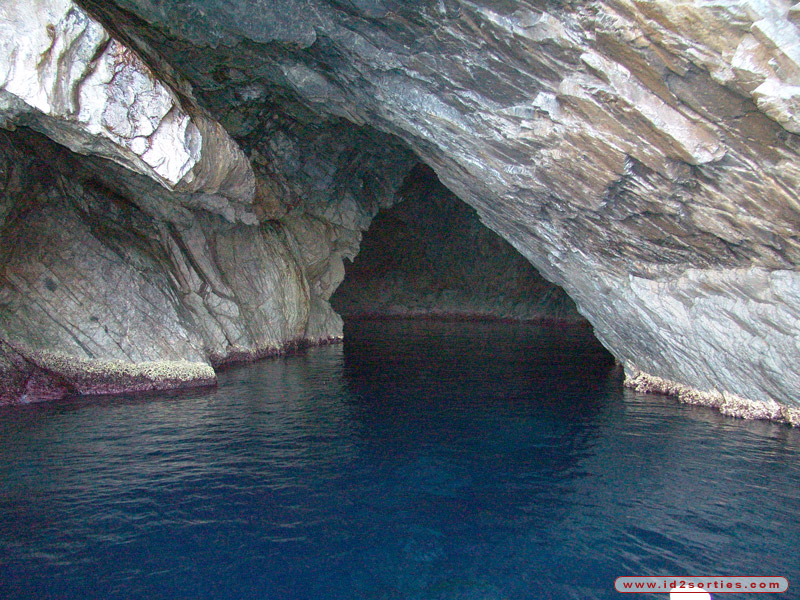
[625, 369, 800, 427]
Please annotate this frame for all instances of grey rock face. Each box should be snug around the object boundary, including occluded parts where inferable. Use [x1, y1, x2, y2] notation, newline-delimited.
[0, 111, 411, 403]
[0, 0, 255, 207]
[0, 131, 218, 400]
[72, 0, 800, 420]
[0, 1, 417, 404]
[332, 164, 584, 322]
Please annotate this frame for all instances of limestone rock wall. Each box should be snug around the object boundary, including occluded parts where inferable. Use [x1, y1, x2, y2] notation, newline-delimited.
[0, 30, 414, 405]
[73, 0, 800, 418]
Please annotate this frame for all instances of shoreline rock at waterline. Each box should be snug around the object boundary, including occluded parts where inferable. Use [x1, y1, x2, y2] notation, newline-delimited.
[0, 344, 217, 405]
[625, 370, 800, 427]
[0, 335, 347, 405]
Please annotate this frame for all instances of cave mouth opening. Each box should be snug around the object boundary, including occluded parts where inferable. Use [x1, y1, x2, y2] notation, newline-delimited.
[330, 162, 611, 358]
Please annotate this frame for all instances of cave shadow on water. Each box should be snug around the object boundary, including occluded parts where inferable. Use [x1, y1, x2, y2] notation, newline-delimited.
[0, 318, 799, 600]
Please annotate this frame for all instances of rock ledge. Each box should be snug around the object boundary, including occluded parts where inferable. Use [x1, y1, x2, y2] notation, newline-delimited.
[625, 369, 800, 427]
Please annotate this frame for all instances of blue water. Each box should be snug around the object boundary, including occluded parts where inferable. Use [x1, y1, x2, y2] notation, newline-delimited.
[1, 319, 799, 600]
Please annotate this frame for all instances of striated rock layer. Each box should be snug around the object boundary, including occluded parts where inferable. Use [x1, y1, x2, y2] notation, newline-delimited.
[0, 0, 416, 402]
[1, 0, 799, 423]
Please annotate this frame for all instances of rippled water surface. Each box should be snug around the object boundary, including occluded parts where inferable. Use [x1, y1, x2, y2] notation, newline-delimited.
[1, 319, 799, 600]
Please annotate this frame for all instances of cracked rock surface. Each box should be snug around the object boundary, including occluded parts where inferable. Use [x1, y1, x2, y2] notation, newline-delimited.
[0, 0, 255, 206]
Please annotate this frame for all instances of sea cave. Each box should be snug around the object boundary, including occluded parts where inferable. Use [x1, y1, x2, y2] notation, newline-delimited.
[1, 1, 799, 598]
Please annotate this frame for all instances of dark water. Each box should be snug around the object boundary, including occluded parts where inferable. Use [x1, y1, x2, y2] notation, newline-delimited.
[1, 320, 799, 600]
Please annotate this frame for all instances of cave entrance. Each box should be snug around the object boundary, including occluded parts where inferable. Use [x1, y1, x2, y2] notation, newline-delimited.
[331, 164, 589, 326]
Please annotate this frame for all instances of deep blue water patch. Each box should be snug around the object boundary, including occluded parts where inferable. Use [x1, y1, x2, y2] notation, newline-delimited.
[1, 319, 798, 599]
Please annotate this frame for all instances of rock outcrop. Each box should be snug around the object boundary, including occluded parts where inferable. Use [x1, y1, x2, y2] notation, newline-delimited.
[0, 0, 415, 402]
[0, 0, 254, 204]
[1, 0, 799, 423]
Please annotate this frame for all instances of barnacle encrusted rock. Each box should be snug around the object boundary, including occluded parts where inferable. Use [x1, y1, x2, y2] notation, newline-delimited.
[625, 369, 800, 427]
[27, 350, 218, 396]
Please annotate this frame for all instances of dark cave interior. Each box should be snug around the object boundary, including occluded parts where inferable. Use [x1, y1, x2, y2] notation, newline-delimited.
[332, 164, 586, 324]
